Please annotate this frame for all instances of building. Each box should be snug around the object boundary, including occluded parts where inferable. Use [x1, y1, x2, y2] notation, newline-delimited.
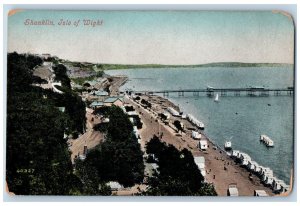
[94, 90, 109, 96]
[57, 107, 65, 113]
[104, 97, 124, 107]
[90, 101, 104, 109]
[106, 181, 123, 191]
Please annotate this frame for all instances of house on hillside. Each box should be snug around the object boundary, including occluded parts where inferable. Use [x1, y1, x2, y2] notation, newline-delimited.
[106, 181, 123, 191]
[57, 107, 65, 113]
[94, 90, 109, 97]
[90, 101, 104, 109]
[103, 97, 124, 107]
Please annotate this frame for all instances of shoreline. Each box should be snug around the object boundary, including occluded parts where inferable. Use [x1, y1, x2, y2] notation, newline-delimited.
[125, 93, 276, 196]
[72, 70, 288, 196]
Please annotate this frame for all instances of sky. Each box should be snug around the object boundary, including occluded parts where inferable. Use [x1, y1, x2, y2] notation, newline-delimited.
[8, 10, 295, 65]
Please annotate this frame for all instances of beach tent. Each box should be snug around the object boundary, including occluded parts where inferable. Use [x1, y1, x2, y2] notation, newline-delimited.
[272, 179, 285, 192]
[254, 190, 268, 196]
[199, 140, 208, 150]
[253, 162, 261, 173]
[280, 183, 290, 193]
[192, 131, 202, 140]
[231, 150, 239, 157]
[262, 168, 273, 177]
[227, 184, 239, 196]
[247, 160, 258, 171]
[194, 156, 206, 177]
[263, 173, 274, 185]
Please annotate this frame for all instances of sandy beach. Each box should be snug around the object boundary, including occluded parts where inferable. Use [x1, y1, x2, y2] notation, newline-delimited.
[125, 94, 275, 196]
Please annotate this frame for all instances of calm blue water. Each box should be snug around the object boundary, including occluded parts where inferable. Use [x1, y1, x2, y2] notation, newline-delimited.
[107, 66, 294, 184]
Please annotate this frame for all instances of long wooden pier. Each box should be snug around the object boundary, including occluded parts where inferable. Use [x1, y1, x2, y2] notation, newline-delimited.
[130, 87, 294, 97]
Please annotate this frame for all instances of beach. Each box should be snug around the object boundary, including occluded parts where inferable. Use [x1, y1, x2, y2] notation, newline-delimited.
[69, 73, 281, 196]
[125, 94, 275, 196]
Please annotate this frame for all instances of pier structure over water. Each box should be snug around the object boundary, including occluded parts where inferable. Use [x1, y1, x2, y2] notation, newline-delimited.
[130, 87, 294, 97]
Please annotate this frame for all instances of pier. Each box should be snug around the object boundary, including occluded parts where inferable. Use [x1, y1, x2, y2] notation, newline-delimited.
[130, 87, 294, 97]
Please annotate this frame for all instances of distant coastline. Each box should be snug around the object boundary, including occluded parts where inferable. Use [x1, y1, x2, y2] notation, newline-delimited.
[61, 59, 293, 71]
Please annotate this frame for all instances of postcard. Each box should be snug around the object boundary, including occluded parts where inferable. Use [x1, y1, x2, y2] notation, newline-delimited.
[6, 10, 294, 197]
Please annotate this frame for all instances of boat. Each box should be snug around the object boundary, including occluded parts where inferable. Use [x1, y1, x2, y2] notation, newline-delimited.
[224, 141, 232, 150]
[214, 93, 219, 102]
[224, 137, 232, 150]
[260, 135, 274, 147]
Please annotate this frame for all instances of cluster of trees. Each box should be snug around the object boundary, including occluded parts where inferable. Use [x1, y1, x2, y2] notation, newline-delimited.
[6, 52, 86, 195]
[75, 106, 145, 192]
[53, 64, 71, 88]
[144, 136, 217, 196]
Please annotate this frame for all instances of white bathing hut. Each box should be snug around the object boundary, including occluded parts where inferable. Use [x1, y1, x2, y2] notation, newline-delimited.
[240, 153, 251, 166]
[247, 160, 258, 171]
[262, 167, 273, 177]
[231, 150, 240, 158]
[260, 135, 274, 147]
[264, 174, 275, 185]
[227, 184, 239, 196]
[192, 131, 202, 140]
[167, 107, 181, 117]
[272, 178, 285, 192]
[230, 149, 288, 194]
[194, 156, 206, 177]
[253, 163, 262, 173]
[280, 183, 290, 193]
[254, 190, 268, 196]
[186, 114, 205, 129]
[199, 140, 208, 150]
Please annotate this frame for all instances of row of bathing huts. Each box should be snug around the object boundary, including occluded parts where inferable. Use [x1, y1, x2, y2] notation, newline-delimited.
[231, 150, 289, 194]
[164, 106, 288, 195]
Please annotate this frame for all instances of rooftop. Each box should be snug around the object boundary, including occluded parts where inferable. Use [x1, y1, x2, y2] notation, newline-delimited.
[94, 90, 109, 96]
[104, 97, 123, 103]
[90, 101, 104, 107]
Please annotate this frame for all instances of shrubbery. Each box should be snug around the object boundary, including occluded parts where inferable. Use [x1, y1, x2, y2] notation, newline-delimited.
[77, 106, 144, 187]
[144, 136, 217, 196]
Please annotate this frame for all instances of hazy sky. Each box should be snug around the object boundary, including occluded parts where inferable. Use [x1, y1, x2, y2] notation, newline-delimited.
[8, 10, 294, 64]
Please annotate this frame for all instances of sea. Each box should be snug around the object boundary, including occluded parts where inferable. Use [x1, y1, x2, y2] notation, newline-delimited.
[106, 66, 294, 184]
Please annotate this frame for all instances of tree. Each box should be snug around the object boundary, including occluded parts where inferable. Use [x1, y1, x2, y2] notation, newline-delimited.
[77, 106, 145, 188]
[144, 136, 216, 196]
[6, 52, 83, 195]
